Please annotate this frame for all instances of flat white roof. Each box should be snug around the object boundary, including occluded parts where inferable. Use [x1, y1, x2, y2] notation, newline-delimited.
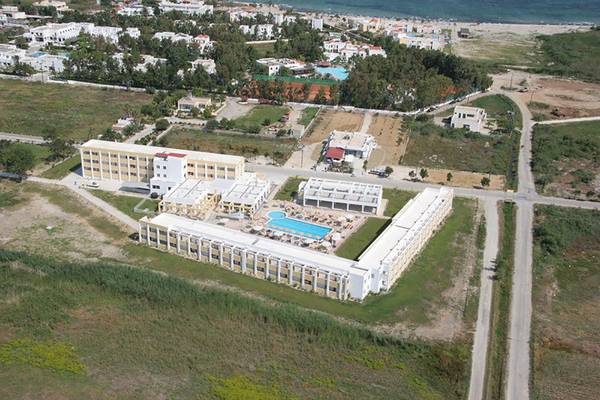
[454, 106, 485, 115]
[221, 176, 270, 206]
[302, 178, 382, 207]
[328, 130, 374, 152]
[146, 213, 369, 277]
[358, 187, 452, 268]
[81, 139, 244, 165]
[163, 178, 235, 205]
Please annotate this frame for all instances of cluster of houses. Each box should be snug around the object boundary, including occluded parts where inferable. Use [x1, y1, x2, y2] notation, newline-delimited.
[322, 38, 387, 62]
[117, 0, 213, 17]
[256, 57, 314, 77]
[348, 17, 448, 51]
[0, 43, 67, 72]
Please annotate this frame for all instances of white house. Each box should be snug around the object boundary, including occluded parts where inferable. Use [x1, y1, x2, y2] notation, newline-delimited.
[24, 23, 89, 45]
[311, 17, 324, 31]
[0, 6, 27, 20]
[117, 5, 155, 16]
[158, 0, 213, 15]
[322, 39, 386, 62]
[256, 58, 313, 77]
[19, 52, 68, 72]
[153, 31, 194, 43]
[451, 106, 487, 133]
[0, 44, 24, 69]
[190, 58, 216, 75]
[33, 0, 69, 12]
[327, 130, 376, 160]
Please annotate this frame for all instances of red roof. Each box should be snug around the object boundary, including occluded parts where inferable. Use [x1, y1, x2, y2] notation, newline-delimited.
[155, 152, 187, 158]
[325, 147, 345, 160]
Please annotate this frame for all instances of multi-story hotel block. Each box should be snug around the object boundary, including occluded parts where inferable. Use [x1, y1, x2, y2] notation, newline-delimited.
[80, 140, 245, 193]
[139, 187, 454, 301]
[139, 213, 362, 300]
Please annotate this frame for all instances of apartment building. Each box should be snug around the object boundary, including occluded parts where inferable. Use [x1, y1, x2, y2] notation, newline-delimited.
[158, 0, 213, 15]
[79, 140, 245, 192]
[139, 213, 365, 300]
[299, 178, 383, 215]
[138, 187, 453, 301]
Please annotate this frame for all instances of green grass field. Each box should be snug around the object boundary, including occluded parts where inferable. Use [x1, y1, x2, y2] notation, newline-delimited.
[162, 127, 297, 165]
[532, 206, 600, 400]
[249, 41, 276, 58]
[335, 189, 416, 260]
[298, 107, 320, 127]
[335, 218, 389, 260]
[40, 155, 81, 180]
[471, 94, 523, 130]
[383, 188, 416, 217]
[403, 130, 519, 178]
[274, 177, 306, 201]
[87, 190, 157, 219]
[532, 120, 600, 201]
[232, 105, 290, 131]
[0, 249, 472, 399]
[0, 80, 151, 141]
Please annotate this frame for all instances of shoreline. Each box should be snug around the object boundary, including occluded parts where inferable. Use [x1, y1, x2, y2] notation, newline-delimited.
[243, 0, 597, 26]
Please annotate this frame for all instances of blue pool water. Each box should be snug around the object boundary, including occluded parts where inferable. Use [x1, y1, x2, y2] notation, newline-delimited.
[30, 51, 47, 58]
[315, 67, 349, 81]
[266, 211, 332, 240]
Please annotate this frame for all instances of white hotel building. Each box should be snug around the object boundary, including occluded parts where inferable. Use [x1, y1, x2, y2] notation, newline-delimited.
[79, 140, 245, 193]
[299, 178, 383, 215]
[139, 187, 453, 301]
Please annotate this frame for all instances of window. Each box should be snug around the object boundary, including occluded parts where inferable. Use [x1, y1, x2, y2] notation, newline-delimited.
[152, 185, 160, 189]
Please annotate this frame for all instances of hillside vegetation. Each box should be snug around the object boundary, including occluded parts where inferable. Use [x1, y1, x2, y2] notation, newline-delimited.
[536, 27, 600, 83]
[0, 250, 469, 400]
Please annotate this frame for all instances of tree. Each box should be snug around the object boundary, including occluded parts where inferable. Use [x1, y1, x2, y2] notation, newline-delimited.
[481, 176, 491, 187]
[48, 137, 75, 161]
[446, 172, 453, 182]
[155, 118, 170, 131]
[1, 143, 36, 175]
[190, 107, 200, 118]
[419, 168, 429, 180]
[408, 170, 416, 179]
[100, 129, 121, 142]
[384, 166, 394, 176]
[262, 118, 271, 126]
[205, 119, 219, 130]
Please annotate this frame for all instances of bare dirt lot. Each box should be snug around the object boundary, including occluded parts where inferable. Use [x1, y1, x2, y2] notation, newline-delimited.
[367, 114, 407, 167]
[492, 71, 600, 120]
[302, 109, 364, 146]
[0, 182, 128, 262]
[424, 169, 506, 191]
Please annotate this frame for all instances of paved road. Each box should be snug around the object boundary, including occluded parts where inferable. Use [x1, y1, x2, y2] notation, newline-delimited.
[0, 132, 48, 144]
[537, 116, 600, 125]
[125, 124, 155, 144]
[504, 90, 536, 400]
[28, 176, 138, 230]
[468, 198, 500, 400]
[507, 200, 534, 400]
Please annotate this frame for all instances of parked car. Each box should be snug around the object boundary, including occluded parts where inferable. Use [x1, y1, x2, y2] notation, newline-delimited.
[85, 181, 100, 188]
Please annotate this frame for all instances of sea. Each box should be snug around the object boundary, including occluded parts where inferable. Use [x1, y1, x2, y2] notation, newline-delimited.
[249, 0, 600, 24]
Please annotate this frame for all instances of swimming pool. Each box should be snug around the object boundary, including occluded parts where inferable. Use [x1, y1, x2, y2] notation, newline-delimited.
[315, 66, 349, 81]
[266, 211, 332, 240]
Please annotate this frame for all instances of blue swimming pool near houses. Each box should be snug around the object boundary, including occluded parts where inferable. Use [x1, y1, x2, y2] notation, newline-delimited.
[315, 66, 349, 81]
[266, 211, 332, 240]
